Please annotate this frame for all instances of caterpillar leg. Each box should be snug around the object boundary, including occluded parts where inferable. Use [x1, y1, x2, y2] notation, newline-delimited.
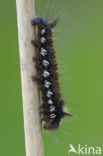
[32, 56, 41, 62]
[39, 104, 45, 109]
[35, 64, 42, 70]
[32, 75, 42, 81]
[31, 39, 40, 48]
[40, 117, 47, 122]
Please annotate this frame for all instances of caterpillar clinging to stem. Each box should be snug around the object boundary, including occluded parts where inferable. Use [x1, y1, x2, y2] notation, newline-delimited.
[31, 16, 72, 130]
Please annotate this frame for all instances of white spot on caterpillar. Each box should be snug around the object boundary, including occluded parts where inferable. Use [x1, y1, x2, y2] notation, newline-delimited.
[44, 80, 51, 88]
[40, 48, 47, 56]
[50, 113, 56, 119]
[47, 90, 53, 97]
[48, 99, 53, 105]
[42, 70, 50, 78]
[43, 60, 49, 67]
[41, 29, 46, 35]
[40, 37, 46, 43]
[49, 106, 55, 112]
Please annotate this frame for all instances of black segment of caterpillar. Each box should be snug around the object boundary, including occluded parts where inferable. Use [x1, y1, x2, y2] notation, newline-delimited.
[31, 16, 72, 130]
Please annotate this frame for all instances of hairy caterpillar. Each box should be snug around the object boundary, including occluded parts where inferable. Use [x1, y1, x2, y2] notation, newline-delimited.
[31, 16, 72, 130]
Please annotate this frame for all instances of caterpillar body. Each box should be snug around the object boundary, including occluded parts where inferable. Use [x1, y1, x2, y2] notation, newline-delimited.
[31, 16, 72, 130]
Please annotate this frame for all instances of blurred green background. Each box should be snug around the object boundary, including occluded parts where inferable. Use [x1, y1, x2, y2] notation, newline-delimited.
[0, 0, 103, 155]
